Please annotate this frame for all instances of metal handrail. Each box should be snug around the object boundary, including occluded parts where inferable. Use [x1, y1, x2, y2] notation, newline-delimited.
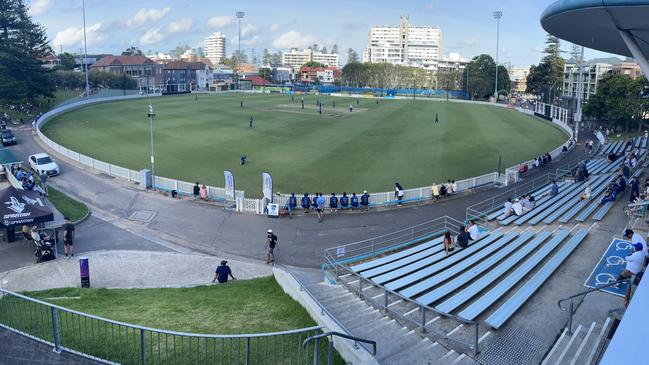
[557, 278, 631, 334]
[276, 265, 376, 354]
[302, 331, 377, 365]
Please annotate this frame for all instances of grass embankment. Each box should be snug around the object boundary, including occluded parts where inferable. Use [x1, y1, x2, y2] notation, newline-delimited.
[1, 276, 344, 364]
[46, 187, 89, 222]
[42, 93, 568, 196]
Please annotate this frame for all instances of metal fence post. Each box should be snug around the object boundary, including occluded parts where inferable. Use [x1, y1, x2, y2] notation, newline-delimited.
[359, 277, 363, 296]
[51, 307, 61, 353]
[568, 301, 574, 335]
[384, 289, 388, 312]
[420, 306, 426, 333]
[245, 337, 251, 365]
[313, 337, 320, 365]
[140, 329, 146, 364]
[473, 322, 480, 357]
[327, 336, 334, 365]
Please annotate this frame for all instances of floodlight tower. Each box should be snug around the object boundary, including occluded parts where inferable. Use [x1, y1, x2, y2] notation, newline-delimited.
[493, 11, 503, 101]
[82, 0, 90, 97]
[236, 11, 244, 90]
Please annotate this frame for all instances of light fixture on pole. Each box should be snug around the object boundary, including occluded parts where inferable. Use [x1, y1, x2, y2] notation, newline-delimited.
[493, 11, 503, 101]
[147, 103, 156, 190]
[236, 11, 244, 90]
[82, 0, 90, 97]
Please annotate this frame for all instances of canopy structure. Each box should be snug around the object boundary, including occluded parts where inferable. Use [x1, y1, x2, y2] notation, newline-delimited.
[0, 186, 54, 227]
[0, 148, 20, 165]
[541, 0, 649, 76]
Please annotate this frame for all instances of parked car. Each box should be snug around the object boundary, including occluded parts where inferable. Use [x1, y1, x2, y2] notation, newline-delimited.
[1, 129, 16, 146]
[28, 153, 59, 176]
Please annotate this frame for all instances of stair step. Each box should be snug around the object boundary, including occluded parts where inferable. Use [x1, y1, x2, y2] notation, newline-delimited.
[584, 317, 611, 365]
[555, 325, 583, 365]
[569, 322, 596, 365]
[542, 327, 569, 365]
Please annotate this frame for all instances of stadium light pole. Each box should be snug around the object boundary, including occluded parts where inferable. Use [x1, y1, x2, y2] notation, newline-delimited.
[81, 0, 90, 97]
[493, 11, 502, 101]
[236, 11, 244, 90]
[147, 103, 156, 191]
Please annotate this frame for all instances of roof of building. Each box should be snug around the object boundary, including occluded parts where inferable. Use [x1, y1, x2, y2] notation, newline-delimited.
[164, 60, 212, 70]
[91, 55, 159, 68]
[541, 0, 649, 57]
[241, 75, 270, 86]
[300, 66, 338, 72]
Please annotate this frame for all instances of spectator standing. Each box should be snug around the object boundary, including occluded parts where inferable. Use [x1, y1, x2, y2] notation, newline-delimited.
[63, 217, 75, 259]
[619, 243, 644, 279]
[443, 231, 455, 256]
[39, 170, 48, 195]
[360, 191, 370, 211]
[316, 193, 326, 222]
[212, 260, 236, 283]
[264, 229, 278, 264]
[457, 226, 470, 248]
[395, 183, 404, 205]
[625, 229, 648, 257]
[199, 184, 208, 200]
[193, 182, 200, 201]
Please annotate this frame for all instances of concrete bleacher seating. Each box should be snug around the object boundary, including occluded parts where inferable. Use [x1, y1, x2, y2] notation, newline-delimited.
[556, 175, 617, 223]
[501, 180, 585, 225]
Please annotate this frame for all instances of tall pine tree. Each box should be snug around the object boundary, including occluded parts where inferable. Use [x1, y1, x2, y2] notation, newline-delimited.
[0, 0, 55, 102]
[526, 34, 565, 99]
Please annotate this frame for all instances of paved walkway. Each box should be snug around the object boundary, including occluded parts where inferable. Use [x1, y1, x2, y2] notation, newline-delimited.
[2, 127, 591, 269]
[0, 328, 100, 365]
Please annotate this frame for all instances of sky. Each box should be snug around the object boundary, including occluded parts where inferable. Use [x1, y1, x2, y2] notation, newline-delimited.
[27, 0, 621, 68]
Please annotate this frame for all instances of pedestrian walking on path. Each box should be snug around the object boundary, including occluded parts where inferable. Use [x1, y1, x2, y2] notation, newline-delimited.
[265, 229, 278, 264]
[63, 217, 75, 259]
[212, 260, 235, 283]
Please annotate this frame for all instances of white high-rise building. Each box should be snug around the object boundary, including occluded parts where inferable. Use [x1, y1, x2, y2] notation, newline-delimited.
[362, 16, 442, 66]
[282, 49, 339, 71]
[203, 32, 226, 65]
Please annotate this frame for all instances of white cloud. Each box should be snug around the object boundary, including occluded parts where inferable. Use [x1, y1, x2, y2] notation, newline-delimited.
[241, 23, 258, 37]
[53, 23, 103, 48]
[168, 18, 193, 33]
[127, 6, 171, 27]
[207, 15, 232, 28]
[272, 31, 315, 49]
[270, 24, 280, 32]
[232, 35, 261, 47]
[140, 27, 165, 45]
[28, 0, 52, 16]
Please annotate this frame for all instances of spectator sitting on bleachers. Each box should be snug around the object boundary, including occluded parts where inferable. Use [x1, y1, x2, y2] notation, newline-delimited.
[547, 180, 559, 197]
[432, 183, 440, 199]
[340, 192, 349, 209]
[630, 177, 640, 202]
[607, 152, 618, 163]
[579, 184, 591, 201]
[503, 198, 513, 217]
[360, 191, 370, 211]
[301, 193, 311, 213]
[468, 220, 481, 241]
[511, 199, 523, 216]
[582, 161, 589, 179]
[521, 194, 533, 213]
[619, 243, 644, 279]
[617, 175, 627, 194]
[443, 231, 455, 256]
[457, 226, 470, 248]
[622, 164, 630, 179]
[329, 193, 338, 212]
[351, 193, 359, 209]
[600, 184, 618, 205]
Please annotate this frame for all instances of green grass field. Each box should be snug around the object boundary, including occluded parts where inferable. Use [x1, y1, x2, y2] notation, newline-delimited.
[42, 93, 568, 196]
[46, 187, 89, 222]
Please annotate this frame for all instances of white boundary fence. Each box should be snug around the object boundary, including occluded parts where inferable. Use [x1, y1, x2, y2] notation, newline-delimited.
[36, 93, 571, 215]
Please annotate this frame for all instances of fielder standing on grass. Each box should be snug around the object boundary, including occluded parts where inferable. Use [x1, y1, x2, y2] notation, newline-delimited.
[265, 229, 278, 264]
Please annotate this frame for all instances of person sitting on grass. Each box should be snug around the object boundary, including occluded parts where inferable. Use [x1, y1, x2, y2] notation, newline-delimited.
[579, 184, 591, 201]
[443, 231, 454, 256]
[340, 192, 349, 209]
[351, 193, 359, 209]
[212, 260, 236, 284]
[360, 191, 370, 211]
[329, 193, 338, 212]
[301, 193, 311, 213]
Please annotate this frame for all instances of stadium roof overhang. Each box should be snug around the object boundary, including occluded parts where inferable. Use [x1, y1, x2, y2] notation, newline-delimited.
[541, 0, 649, 76]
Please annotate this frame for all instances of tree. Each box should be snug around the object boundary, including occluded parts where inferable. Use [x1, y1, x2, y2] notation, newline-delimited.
[331, 44, 338, 55]
[436, 70, 463, 90]
[311, 43, 319, 52]
[347, 48, 359, 63]
[303, 61, 325, 68]
[57, 52, 76, 70]
[584, 74, 649, 133]
[525, 34, 565, 100]
[122, 46, 143, 56]
[0, 0, 55, 102]
[461, 54, 499, 99]
[262, 48, 271, 65]
[321, 46, 328, 54]
[232, 50, 249, 64]
[258, 67, 273, 82]
[270, 51, 282, 65]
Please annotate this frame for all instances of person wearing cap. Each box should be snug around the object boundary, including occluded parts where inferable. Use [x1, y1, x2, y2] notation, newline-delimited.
[511, 198, 523, 216]
[212, 260, 235, 283]
[360, 191, 370, 211]
[619, 243, 645, 279]
[624, 229, 648, 257]
[265, 229, 278, 264]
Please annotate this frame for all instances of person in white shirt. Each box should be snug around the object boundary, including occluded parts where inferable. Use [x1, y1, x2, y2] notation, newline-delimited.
[520, 195, 532, 212]
[625, 229, 648, 257]
[619, 243, 645, 279]
[503, 198, 513, 217]
[579, 184, 591, 201]
[467, 220, 481, 241]
[511, 199, 523, 216]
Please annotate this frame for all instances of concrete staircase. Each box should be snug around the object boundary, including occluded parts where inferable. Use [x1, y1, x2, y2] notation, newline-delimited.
[307, 281, 481, 365]
[541, 318, 611, 365]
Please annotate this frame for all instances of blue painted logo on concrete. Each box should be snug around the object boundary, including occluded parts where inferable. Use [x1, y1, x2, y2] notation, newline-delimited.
[584, 238, 633, 297]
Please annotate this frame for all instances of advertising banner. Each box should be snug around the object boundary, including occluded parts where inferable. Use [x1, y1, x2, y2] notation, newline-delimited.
[224, 170, 235, 201]
[262, 172, 273, 202]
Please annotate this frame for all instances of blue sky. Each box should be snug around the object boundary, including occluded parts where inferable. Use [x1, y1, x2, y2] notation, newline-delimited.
[27, 0, 619, 67]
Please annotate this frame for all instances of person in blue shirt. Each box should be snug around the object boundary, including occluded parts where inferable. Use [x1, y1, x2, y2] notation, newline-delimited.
[549, 180, 559, 196]
[360, 190, 370, 211]
[316, 193, 326, 222]
[286, 193, 297, 217]
[350, 193, 359, 209]
[212, 260, 235, 284]
[301, 193, 311, 213]
[340, 192, 349, 208]
[329, 193, 338, 212]
[617, 175, 627, 194]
